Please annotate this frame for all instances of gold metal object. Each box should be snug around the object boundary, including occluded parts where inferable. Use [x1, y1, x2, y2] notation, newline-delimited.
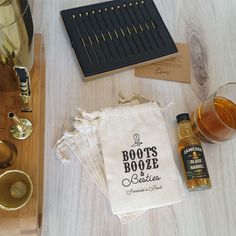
[138, 23, 144, 31]
[132, 25, 138, 33]
[94, 34, 99, 43]
[88, 35, 93, 45]
[101, 32, 106, 41]
[114, 29, 119, 38]
[120, 27, 125, 37]
[21, 96, 32, 112]
[145, 22, 150, 30]
[1, 40, 15, 63]
[108, 31, 113, 40]
[0, 140, 17, 169]
[14, 66, 32, 112]
[126, 26, 132, 35]
[0, 170, 33, 211]
[151, 21, 156, 29]
[0, 0, 34, 91]
[8, 112, 33, 140]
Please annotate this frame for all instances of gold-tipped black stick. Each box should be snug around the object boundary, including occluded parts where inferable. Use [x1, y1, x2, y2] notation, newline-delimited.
[81, 13, 100, 63]
[72, 14, 93, 64]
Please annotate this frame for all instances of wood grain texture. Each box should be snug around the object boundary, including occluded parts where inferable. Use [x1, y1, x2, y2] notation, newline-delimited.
[0, 35, 45, 236]
[31, 0, 236, 235]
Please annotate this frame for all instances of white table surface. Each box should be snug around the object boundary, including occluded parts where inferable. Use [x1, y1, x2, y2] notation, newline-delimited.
[32, 0, 236, 235]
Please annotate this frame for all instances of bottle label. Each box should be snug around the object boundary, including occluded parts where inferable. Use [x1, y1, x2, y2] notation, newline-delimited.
[181, 145, 209, 180]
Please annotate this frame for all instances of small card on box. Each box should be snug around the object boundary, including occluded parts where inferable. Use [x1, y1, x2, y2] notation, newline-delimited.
[135, 43, 191, 83]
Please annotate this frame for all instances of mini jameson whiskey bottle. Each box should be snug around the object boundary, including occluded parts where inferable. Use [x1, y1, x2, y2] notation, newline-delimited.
[176, 113, 211, 191]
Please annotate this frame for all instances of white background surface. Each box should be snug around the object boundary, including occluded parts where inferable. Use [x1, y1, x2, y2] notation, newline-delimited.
[32, 0, 236, 235]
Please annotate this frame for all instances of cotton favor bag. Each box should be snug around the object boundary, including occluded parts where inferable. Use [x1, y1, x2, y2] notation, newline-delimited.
[55, 109, 146, 223]
[99, 102, 184, 214]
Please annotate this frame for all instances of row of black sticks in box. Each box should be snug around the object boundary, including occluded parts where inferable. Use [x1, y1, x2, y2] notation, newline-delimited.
[72, 1, 166, 65]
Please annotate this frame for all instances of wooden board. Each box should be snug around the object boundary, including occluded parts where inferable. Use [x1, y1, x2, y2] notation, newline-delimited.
[0, 34, 45, 236]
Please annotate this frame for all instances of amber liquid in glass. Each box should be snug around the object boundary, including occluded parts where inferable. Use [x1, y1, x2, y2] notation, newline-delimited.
[192, 97, 236, 142]
[178, 120, 211, 191]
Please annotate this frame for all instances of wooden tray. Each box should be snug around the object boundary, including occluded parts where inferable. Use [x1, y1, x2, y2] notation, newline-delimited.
[0, 34, 45, 236]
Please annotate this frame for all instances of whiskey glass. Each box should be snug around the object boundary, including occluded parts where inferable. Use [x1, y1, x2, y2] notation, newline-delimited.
[191, 83, 236, 143]
[0, 0, 34, 91]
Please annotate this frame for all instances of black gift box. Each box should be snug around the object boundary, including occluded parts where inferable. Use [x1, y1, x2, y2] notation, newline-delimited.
[61, 0, 178, 80]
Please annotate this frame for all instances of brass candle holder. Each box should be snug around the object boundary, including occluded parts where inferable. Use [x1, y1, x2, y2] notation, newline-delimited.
[8, 112, 33, 140]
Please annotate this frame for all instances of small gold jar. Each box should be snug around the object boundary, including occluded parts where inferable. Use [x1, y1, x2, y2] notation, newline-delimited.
[0, 170, 33, 210]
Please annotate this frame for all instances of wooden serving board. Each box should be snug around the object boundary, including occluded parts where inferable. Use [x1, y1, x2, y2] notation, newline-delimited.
[0, 34, 45, 236]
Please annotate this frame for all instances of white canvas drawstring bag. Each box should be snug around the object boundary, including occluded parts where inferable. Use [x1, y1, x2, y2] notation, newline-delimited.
[55, 96, 185, 222]
[99, 102, 185, 214]
[55, 110, 145, 223]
